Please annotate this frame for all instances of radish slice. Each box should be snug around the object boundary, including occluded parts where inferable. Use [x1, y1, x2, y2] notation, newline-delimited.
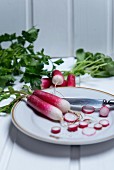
[99, 106, 110, 117]
[82, 105, 95, 114]
[51, 126, 61, 134]
[94, 123, 102, 130]
[99, 119, 109, 127]
[64, 112, 78, 123]
[68, 124, 78, 132]
[79, 121, 88, 128]
[82, 127, 96, 136]
[83, 118, 92, 124]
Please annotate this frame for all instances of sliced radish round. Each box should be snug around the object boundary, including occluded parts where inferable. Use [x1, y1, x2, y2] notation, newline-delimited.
[82, 127, 96, 136]
[64, 112, 78, 123]
[82, 105, 95, 114]
[68, 124, 78, 132]
[99, 106, 110, 117]
[94, 123, 102, 130]
[79, 121, 88, 128]
[83, 118, 92, 124]
[99, 119, 109, 127]
[51, 126, 61, 134]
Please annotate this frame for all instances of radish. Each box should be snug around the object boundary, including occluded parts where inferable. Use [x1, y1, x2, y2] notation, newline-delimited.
[52, 70, 64, 85]
[41, 78, 52, 89]
[83, 118, 92, 124]
[82, 127, 96, 136]
[82, 105, 95, 114]
[51, 126, 61, 134]
[94, 123, 102, 130]
[99, 119, 109, 127]
[68, 124, 78, 132]
[27, 95, 63, 121]
[33, 90, 70, 113]
[79, 121, 88, 128]
[64, 112, 78, 123]
[99, 106, 110, 117]
[67, 74, 76, 87]
[51, 80, 67, 87]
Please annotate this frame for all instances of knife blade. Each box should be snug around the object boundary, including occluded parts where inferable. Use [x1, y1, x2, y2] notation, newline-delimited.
[62, 97, 114, 111]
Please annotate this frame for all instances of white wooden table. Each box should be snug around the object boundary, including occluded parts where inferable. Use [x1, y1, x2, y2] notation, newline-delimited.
[0, 58, 114, 170]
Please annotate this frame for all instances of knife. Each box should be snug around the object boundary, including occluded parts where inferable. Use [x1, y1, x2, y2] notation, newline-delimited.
[63, 97, 114, 110]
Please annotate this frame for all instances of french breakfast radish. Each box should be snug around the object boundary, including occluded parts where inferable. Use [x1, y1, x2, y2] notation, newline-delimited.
[67, 74, 76, 87]
[27, 95, 63, 121]
[33, 90, 70, 113]
[52, 70, 64, 85]
[41, 78, 52, 89]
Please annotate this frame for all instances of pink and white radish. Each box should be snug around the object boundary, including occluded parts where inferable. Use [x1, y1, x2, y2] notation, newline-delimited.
[82, 105, 95, 114]
[99, 119, 109, 127]
[27, 95, 63, 121]
[64, 112, 78, 123]
[33, 90, 70, 113]
[51, 126, 61, 134]
[82, 127, 96, 136]
[94, 123, 102, 130]
[67, 74, 76, 87]
[68, 124, 78, 132]
[99, 106, 110, 117]
[41, 78, 52, 89]
[79, 121, 88, 128]
[52, 70, 64, 85]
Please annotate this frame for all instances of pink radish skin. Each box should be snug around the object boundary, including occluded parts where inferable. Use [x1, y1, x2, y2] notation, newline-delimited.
[67, 74, 76, 87]
[79, 121, 88, 128]
[41, 78, 52, 89]
[27, 95, 63, 121]
[99, 119, 109, 127]
[82, 105, 95, 114]
[68, 124, 78, 132]
[94, 123, 102, 130]
[51, 126, 61, 134]
[33, 90, 70, 113]
[52, 70, 64, 85]
[82, 127, 96, 136]
[99, 106, 110, 117]
[64, 112, 78, 123]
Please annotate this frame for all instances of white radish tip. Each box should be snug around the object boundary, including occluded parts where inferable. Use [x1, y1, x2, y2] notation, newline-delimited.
[51, 126, 61, 134]
[52, 75, 64, 85]
[82, 127, 96, 136]
[82, 105, 95, 114]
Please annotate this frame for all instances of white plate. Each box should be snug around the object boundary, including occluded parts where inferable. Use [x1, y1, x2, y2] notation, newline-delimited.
[12, 87, 114, 145]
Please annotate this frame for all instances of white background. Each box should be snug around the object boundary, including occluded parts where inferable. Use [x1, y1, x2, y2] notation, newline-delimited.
[0, 0, 113, 57]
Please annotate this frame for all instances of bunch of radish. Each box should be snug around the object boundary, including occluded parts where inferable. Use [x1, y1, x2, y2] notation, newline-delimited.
[41, 70, 76, 89]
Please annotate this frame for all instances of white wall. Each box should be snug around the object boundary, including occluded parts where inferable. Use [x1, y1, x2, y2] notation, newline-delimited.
[0, 0, 113, 58]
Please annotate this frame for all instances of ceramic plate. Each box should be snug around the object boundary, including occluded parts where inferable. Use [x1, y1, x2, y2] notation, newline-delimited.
[12, 87, 114, 145]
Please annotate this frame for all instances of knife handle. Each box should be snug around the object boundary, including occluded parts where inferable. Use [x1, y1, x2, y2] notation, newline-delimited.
[103, 99, 114, 105]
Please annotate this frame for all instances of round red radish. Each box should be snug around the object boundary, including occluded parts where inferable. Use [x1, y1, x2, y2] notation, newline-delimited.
[99, 119, 109, 127]
[79, 121, 88, 128]
[99, 106, 110, 117]
[52, 70, 64, 85]
[94, 123, 102, 130]
[67, 74, 76, 87]
[27, 95, 63, 121]
[33, 90, 70, 113]
[82, 105, 95, 114]
[82, 127, 96, 136]
[68, 124, 78, 132]
[41, 78, 52, 89]
[64, 112, 78, 123]
[51, 126, 61, 134]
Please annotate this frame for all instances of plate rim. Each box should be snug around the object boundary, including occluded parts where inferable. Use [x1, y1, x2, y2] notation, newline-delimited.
[11, 86, 114, 145]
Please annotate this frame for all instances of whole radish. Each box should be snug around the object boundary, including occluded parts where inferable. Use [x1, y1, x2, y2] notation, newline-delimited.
[52, 70, 64, 85]
[67, 74, 76, 87]
[27, 95, 63, 121]
[41, 78, 52, 89]
[33, 90, 70, 113]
